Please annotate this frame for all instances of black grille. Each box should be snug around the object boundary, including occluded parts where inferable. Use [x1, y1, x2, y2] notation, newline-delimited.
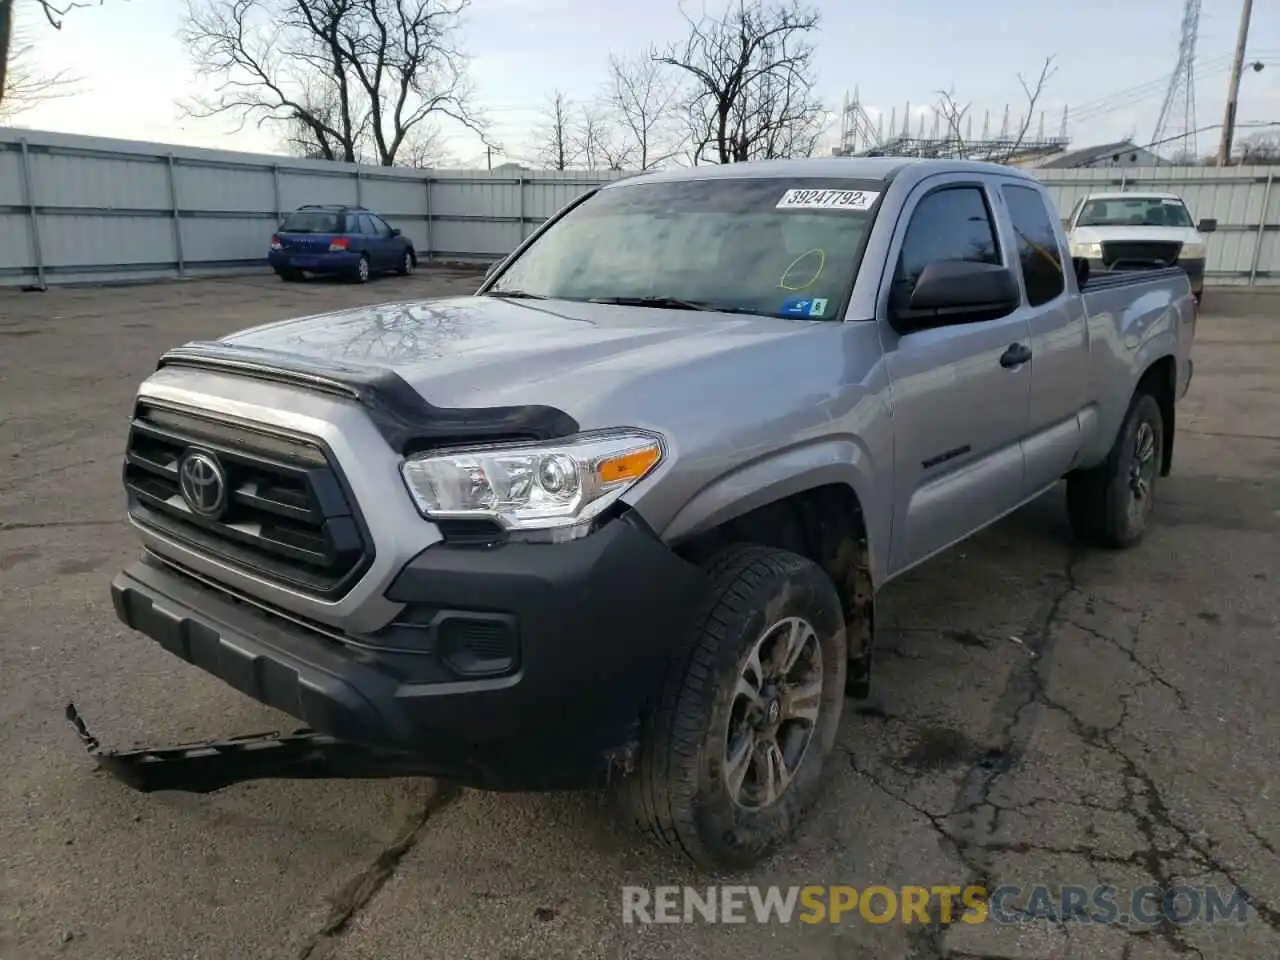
[1101, 241, 1183, 268]
[123, 403, 372, 599]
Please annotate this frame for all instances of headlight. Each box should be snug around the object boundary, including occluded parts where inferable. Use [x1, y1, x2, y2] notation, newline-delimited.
[1070, 241, 1102, 258]
[400, 429, 664, 539]
[1179, 242, 1205, 260]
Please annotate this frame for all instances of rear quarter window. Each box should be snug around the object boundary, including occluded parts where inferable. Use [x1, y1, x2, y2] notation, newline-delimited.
[1002, 184, 1065, 306]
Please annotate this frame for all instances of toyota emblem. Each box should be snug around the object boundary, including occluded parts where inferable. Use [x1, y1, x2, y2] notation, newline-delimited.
[178, 449, 227, 519]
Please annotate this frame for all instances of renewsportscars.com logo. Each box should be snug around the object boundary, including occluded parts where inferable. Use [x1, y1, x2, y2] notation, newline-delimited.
[621, 885, 1252, 926]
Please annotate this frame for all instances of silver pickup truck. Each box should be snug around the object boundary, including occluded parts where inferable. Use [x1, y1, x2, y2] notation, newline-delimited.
[101, 157, 1195, 870]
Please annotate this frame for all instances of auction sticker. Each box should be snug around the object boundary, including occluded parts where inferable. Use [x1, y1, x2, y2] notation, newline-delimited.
[776, 188, 880, 211]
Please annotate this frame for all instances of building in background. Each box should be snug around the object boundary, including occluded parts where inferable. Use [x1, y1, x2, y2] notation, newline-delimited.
[1016, 140, 1161, 169]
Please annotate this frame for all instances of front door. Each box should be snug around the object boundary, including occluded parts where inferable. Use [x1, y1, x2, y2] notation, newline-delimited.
[879, 178, 1032, 575]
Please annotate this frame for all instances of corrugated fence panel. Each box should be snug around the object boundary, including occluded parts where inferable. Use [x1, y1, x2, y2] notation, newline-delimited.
[32, 149, 170, 210]
[0, 213, 33, 271]
[1, 126, 1276, 287]
[177, 162, 276, 214]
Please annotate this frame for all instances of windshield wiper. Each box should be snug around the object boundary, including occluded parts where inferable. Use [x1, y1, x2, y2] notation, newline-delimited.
[588, 295, 759, 315]
[486, 290, 550, 300]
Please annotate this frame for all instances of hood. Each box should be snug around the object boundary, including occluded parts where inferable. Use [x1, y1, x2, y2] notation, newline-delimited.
[1069, 224, 1203, 245]
[211, 294, 823, 417]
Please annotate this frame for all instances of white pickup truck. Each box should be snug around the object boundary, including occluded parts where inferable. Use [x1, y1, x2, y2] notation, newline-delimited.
[1065, 192, 1216, 305]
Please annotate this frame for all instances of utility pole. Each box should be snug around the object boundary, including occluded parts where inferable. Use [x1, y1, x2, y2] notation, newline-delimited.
[1217, 0, 1253, 166]
[486, 145, 492, 171]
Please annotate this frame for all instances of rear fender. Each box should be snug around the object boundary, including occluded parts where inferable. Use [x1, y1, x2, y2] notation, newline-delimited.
[1081, 284, 1182, 466]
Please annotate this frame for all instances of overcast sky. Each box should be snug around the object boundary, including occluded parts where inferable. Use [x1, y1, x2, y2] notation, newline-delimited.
[9, 0, 1280, 167]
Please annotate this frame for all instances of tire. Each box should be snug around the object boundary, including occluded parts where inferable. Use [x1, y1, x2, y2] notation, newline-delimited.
[275, 268, 303, 282]
[351, 254, 371, 284]
[620, 544, 847, 871]
[1066, 392, 1163, 549]
[398, 249, 415, 276]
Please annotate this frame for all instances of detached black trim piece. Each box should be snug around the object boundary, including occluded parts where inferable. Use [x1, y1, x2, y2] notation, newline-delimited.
[158, 342, 581, 453]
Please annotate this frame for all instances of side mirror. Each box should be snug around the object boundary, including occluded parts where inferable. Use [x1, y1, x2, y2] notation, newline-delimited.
[389, 227, 402, 237]
[1196, 218, 1217, 234]
[1072, 257, 1090, 289]
[893, 260, 1022, 331]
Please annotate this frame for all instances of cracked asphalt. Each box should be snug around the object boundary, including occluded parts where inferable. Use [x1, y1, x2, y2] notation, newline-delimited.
[1, 272, 1277, 960]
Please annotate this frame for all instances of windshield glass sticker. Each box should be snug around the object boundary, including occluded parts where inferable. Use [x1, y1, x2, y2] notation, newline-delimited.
[780, 297, 829, 318]
[779, 248, 826, 291]
[776, 189, 879, 211]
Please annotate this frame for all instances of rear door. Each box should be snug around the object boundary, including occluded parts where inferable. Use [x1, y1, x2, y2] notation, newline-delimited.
[366, 213, 399, 269]
[879, 175, 1032, 575]
[996, 181, 1091, 495]
[353, 214, 384, 268]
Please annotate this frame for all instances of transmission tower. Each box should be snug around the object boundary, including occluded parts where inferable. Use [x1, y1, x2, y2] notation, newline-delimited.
[1151, 0, 1201, 159]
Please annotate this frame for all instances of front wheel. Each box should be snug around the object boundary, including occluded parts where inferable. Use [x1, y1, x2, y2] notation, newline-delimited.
[398, 249, 415, 276]
[620, 545, 847, 870]
[1066, 392, 1163, 549]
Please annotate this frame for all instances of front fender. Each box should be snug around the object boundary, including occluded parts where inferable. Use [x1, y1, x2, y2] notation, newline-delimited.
[656, 438, 887, 588]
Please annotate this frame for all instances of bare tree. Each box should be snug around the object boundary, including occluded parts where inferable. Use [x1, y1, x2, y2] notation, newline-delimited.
[397, 123, 445, 167]
[280, 81, 367, 160]
[574, 101, 633, 170]
[532, 89, 576, 170]
[181, 0, 489, 166]
[607, 49, 683, 169]
[0, 31, 78, 120]
[0, 0, 104, 114]
[28, 0, 109, 26]
[926, 58, 1056, 163]
[994, 56, 1056, 163]
[1239, 131, 1280, 164]
[934, 87, 970, 154]
[655, 0, 824, 164]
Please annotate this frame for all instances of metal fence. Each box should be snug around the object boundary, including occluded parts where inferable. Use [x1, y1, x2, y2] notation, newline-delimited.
[1, 126, 1277, 288]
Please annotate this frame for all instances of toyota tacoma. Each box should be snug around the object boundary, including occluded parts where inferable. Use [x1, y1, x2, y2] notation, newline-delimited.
[102, 157, 1196, 870]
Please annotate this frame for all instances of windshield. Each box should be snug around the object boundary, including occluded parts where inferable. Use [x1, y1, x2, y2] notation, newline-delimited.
[280, 211, 342, 233]
[1076, 196, 1194, 228]
[487, 177, 885, 320]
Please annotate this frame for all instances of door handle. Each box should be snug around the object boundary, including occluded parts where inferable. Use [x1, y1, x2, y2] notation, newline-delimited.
[1000, 343, 1032, 368]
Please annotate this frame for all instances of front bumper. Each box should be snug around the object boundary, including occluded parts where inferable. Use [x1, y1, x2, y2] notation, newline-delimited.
[110, 514, 707, 790]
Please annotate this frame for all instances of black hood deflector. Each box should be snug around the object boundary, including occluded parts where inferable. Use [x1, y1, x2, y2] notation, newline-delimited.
[158, 341, 581, 453]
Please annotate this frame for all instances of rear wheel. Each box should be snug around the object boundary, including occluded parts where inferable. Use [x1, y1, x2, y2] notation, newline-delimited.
[620, 545, 847, 870]
[275, 268, 303, 282]
[351, 254, 371, 284]
[1066, 392, 1163, 549]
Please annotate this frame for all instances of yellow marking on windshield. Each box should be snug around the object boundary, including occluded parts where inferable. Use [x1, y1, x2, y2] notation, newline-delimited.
[780, 248, 826, 291]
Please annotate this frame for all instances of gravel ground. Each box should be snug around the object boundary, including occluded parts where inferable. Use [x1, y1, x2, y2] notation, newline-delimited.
[1, 271, 1277, 960]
